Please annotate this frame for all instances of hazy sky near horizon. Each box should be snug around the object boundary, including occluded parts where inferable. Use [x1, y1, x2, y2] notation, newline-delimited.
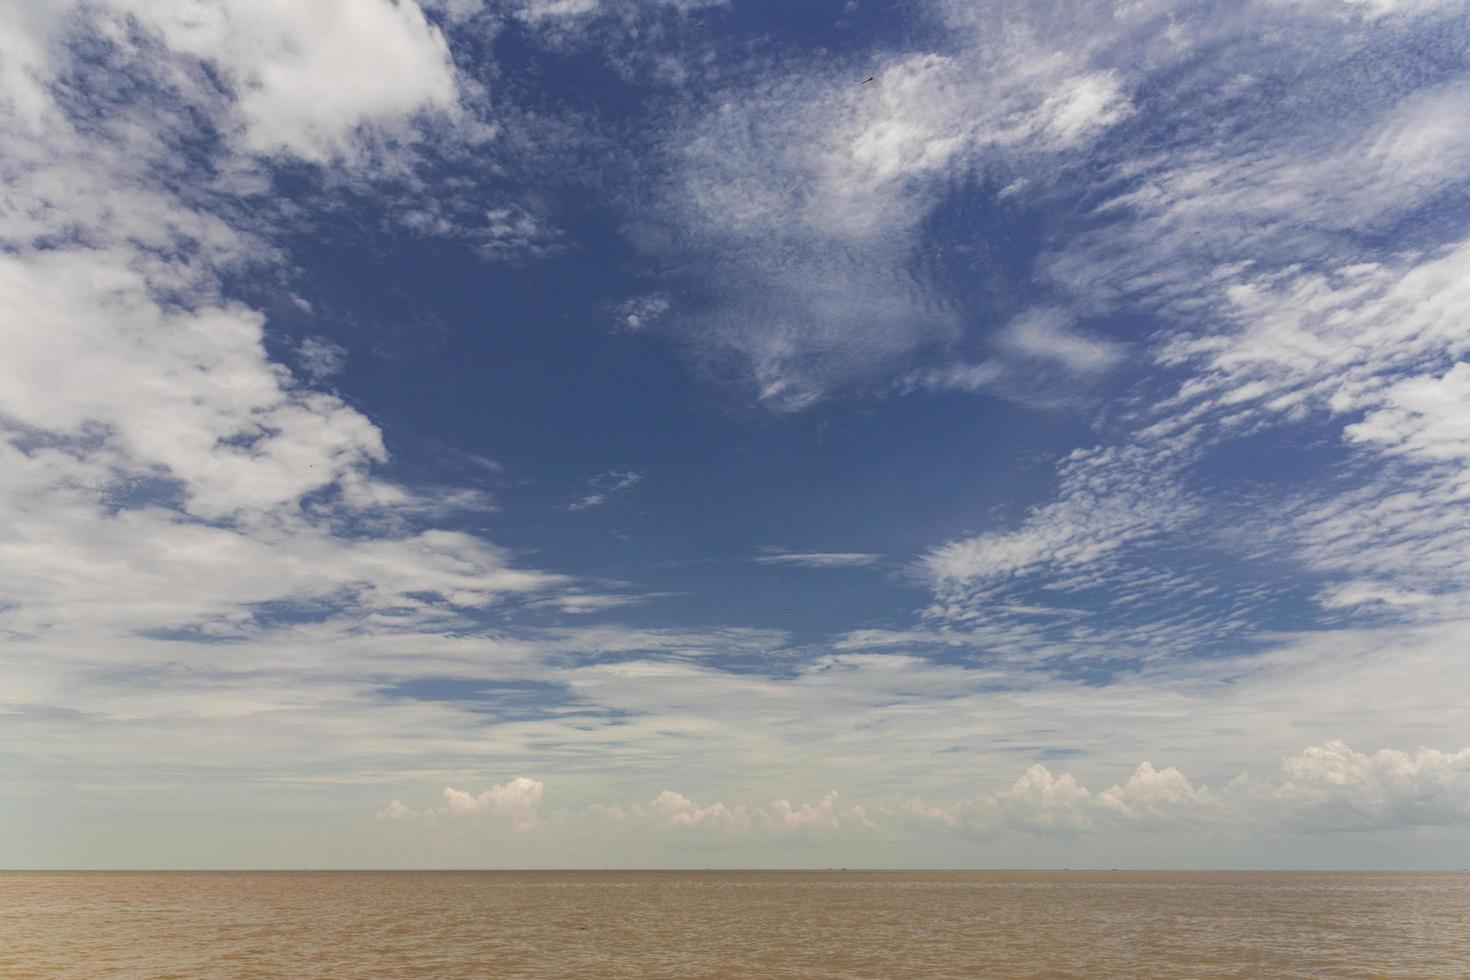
[3, 0, 1470, 869]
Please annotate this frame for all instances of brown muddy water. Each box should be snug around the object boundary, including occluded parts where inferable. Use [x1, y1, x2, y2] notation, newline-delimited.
[2, 870, 1468, 978]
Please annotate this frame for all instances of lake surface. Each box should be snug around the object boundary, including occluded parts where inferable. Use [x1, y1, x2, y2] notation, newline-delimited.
[3, 870, 1468, 977]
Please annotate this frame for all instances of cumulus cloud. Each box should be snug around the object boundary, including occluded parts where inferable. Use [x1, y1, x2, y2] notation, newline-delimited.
[761, 792, 874, 835]
[387, 784, 874, 840]
[991, 764, 1096, 832]
[893, 760, 1210, 835]
[1094, 762, 1211, 824]
[382, 742, 1470, 847]
[379, 776, 546, 831]
[894, 742, 1470, 837]
[1270, 741, 1470, 829]
[645, 790, 752, 832]
[606, 789, 876, 839]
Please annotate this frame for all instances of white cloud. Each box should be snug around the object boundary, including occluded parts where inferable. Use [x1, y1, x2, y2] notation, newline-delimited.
[761, 791, 874, 834]
[645, 790, 751, 832]
[0, 249, 384, 520]
[2, 1, 460, 163]
[565, 469, 644, 511]
[894, 761, 1209, 835]
[899, 360, 1006, 396]
[297, 336, 349, 382]
[1094, 762, 1209, 824]
[639, 21, 1137, 409]
[0, 0, 68, 128]
[5, 0, 1470, 871]
[897, 740, 1470, 838]
[475, 204, 564, 260]
[538, 593, 649, 614]
[0, 0, 569, 645]
[1272, 741, 1470, 829]
[374, 799, 413, 820]
[897, 309, 1124, 401]
[10, 580, 1470, 864]
[0, 470, 563, 636]
[621, 788, 876, 839]
[1164, 242, 1470, 424]
[391, 784, 873, 841]
[380, 776, 545, 831]
[1316, 581, 1435, 610]
[753, 550, 882, 569]
[998, 309, 1124, 374]
[1049, 75, 1470, 316]
[1155, 244, 1470, 611]
[910, 23, 1470, 640]
[510, 0, 726, 32]
[612, 293, 671, 334]
[0, 244, 562, 641]
[515, 0, 602, 20]
[1271, 0, 1460, 20]
[500, 0, 728, 67]
[923, 443, 1194, 593]
[1031, 70, 1132, 148]
[775, 54, 1127, 241]
[1346, 363, 1470, 477]
[109, 0, 459, 161]
[380, 741, 1470, 848]
[992, 764, 1095, 832]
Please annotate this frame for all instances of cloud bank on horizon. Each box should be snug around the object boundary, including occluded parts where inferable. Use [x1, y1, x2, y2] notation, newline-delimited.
[2, 0, 1469, 868]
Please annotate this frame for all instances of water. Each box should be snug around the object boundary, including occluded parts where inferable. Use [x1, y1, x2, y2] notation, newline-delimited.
[2, 871, 1467, 978]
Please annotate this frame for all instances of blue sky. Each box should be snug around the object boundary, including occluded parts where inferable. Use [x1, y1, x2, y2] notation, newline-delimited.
[3, 0, 1470, 868]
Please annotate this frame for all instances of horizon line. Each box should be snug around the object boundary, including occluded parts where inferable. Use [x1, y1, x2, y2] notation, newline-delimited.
[5, 867, 1465, 874]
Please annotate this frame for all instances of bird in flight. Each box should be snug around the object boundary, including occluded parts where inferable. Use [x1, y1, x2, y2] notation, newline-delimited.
[862, 75, 875, 84]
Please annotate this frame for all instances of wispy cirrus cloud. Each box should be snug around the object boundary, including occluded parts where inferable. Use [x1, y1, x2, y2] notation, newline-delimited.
[899, 2, 1470, 666]
[615, 14, 1140, 410]
[565, 469, 644, 511]
[753, 548, 882, 569]
[897, 308, 1127, 403]
[6, 0, 1470, 873]
[997, 309, 1124, 374]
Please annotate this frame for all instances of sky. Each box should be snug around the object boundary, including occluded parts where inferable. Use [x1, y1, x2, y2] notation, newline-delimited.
[2, 0, 1469, 870]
